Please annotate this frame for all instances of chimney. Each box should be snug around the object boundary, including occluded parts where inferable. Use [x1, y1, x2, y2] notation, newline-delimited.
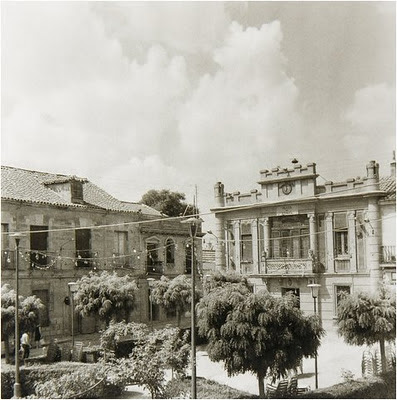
[214, 182, 225, 207]
[391, 151, 396, 177]
[70, 177, 84, 204]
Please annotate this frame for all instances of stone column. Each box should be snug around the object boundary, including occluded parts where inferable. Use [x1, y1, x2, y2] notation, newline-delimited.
[259, 217, 270, 274]
[325, 212, 334, 272]
[233, 221, 241, 274]
[348, 211, 357, 272]
[308, 213, 317, 255]
[251, 219, 259, 274]
[366, 198, 382, 292]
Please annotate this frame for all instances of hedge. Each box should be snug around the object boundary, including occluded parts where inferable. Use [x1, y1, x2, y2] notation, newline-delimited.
[0, 362, 122, 399]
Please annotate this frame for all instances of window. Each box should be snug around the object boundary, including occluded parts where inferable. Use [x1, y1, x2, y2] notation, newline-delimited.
[317, 215, 326, 266]
[334, 285, 351, 315]
[166, 239, 175, 264]
[32, 289, 50, 327]
[1, 224, 13, 269]
[282, 288, 300, 308]
[356, 211, 366, 270]
[30, 226, 48, 267]
[270, 215, 310, 259]
[114, 231, 128, 267]
[146, 238, 162, 274]
[75, 229, 91, 267]
[334, 213, 348, 256]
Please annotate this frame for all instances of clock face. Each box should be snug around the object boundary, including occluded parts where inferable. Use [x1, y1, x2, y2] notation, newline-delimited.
[281, 183, 293, 195]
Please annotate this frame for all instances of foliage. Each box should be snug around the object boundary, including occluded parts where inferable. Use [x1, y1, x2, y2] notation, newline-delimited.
[300, 369, 396, 399]
[73, 271, 139, 325]
[1, 284, 44, 363]
[341, 368, 355, 382]
[197, 285, 324, 398]
[140, 189, 199, 217]
[203, 271, 253, 294]
[163, 377, 257, 399]
[151, 275, 202, 326]
[337, 286, 396, 373]
[30, 362, 124, 399]
[1, 362, 86, 399]
[102, 322, 190, 398]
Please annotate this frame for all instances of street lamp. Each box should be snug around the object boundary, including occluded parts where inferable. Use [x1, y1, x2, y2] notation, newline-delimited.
[307, 283, 321, 389]
[182, 216, 203, 399]
[68, 282, 78, 347]
[10, 232, 25, 399]
[147, 278, 155, 330]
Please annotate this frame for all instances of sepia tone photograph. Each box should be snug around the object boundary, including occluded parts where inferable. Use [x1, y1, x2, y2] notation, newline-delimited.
[1, 1, 395, 399]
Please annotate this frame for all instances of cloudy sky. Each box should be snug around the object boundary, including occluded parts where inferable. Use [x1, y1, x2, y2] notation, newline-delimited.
[2, 1, 395, 228]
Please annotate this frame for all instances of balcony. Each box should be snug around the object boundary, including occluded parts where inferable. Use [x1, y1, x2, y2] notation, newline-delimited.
[1, 250, 15, 269]
[262, 258, 314, 276]
[75, 250, 92, 268]
[146, 261, 164, 275]
[381, 246, 396, 264]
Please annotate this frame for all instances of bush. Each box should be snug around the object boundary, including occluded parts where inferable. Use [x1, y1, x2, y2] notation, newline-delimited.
[32, 363, 124, 399]
[300, 369, 396, 399]
[1, 362, 124, 399]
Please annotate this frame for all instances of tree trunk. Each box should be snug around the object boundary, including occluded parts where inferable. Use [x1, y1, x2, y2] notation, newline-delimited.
[257, 371, 266, 399]
[176, 310, 181, 327]
[4, 335, 11, 364]
[379, 338, 387, 374]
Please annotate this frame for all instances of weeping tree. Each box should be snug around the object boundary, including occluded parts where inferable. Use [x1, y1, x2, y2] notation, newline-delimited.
[337, 286, 396, 374]
[73, 271, 139, 326]
[197, 283, 324, 398]
[150, 275, 201, 327]
[1, 284, 44, 363]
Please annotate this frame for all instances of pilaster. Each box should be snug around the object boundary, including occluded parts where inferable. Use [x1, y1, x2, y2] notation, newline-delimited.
[347, 211, 357, 272]
[325, 212, 334, 272]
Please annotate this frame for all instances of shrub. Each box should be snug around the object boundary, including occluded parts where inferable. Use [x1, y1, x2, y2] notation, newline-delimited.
[32, 363, 124, 399]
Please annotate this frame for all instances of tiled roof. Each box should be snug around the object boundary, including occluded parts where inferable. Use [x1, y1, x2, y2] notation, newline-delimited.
[1, 165, 161, 216]
[380, 176, 396, 201]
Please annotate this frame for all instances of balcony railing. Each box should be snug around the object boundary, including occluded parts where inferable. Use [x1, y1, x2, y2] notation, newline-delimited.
[381, 246, 396, 264]
[75, 250, 92, 268]
[262, 258, 314, 275]
[146, 261, 164, 275]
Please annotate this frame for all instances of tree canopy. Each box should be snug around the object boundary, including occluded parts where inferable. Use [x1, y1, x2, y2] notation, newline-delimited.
[197, 284, 324, 398]
[73, 271, 139, 326]
[1, 284, 45, 363]
[140, 189, 199, 217]
[150, 274, 202, 326]
[337, 286, 396, 373]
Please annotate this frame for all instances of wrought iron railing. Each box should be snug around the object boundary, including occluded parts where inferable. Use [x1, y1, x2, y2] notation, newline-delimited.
[381, 246, 396, 263]
[146, 261, 164, 275]
[262, 259, 314, 275]
[75, 250, 92, 268]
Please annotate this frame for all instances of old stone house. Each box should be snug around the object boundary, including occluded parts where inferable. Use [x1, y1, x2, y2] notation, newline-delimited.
[1, 166, 201, 338]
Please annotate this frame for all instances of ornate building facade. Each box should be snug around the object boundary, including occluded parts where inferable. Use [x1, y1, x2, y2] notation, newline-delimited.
[212, 159, 396, 329]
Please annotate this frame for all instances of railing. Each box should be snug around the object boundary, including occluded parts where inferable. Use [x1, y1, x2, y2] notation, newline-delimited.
[75, 250, 92, 268]
[1, 249, 15, 269]
[381, 246, 396, 264]
[335, 258, 350, 272]
[146, 261, 164, 275]
[262, 259, 314, 275]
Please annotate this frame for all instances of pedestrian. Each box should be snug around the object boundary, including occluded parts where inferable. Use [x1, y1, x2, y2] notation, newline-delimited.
[20, 331, 31, 359]
[34, 324, 42, 348]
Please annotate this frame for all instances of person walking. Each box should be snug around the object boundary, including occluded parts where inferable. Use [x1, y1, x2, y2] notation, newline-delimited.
[21, 332, 31, 359]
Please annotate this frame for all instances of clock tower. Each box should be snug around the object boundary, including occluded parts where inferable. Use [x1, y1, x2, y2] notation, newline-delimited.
[257, 161, 318, 201]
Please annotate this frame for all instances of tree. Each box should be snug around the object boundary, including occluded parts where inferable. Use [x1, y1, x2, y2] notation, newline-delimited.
[101, 321, 190, 398]
[336, 286, 396, 374]
[203, 271, 252, 293]
[1, 284, 44, 363]
[140, 189, 199, 217]
[73, 271, 139, 326]
[197, 284, 324, 398]
[150, 275, 202, 327]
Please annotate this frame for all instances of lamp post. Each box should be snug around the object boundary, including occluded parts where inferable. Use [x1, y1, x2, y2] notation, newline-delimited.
[147, 278, 155, 330]
[307, 283, 321, 389]
[10, 233, 25, 399]
[182, 217, 203, 399]
[68, 282, 78, 347]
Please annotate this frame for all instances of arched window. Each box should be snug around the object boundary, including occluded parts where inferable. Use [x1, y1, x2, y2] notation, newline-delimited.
[146, 237, 161, 274]
[166, 238, 175, 265]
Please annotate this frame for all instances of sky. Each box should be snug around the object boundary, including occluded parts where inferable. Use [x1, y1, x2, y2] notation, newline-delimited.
[1, 1, 396, 230]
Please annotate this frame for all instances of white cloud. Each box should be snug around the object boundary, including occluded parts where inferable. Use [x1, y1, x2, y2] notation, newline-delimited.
[343, 83, 395, 171]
